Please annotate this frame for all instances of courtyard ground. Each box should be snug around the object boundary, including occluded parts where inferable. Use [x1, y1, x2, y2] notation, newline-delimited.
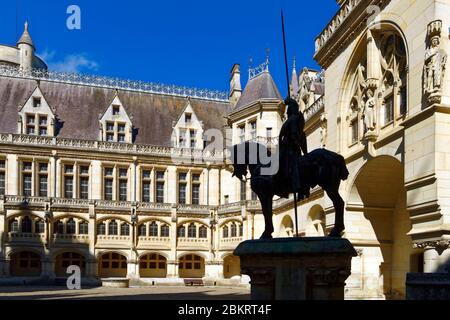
[0, 286, 251, 300]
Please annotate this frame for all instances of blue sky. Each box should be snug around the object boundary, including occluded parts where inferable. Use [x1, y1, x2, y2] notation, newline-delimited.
[0, 0, 338, 96]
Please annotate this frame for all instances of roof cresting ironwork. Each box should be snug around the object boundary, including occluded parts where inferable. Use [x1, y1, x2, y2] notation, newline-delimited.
[0, 64, 230, 102]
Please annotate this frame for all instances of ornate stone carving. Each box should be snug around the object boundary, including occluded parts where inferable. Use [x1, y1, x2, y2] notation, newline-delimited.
[320, 113, 327, 148]
[414, 240, 450, 250]
[307, 267, 351, 286]
[423, 20, 447, 106]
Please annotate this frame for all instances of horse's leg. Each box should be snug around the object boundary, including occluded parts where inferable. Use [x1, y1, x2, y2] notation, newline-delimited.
[324, 184, 345, 238]
[259, 193, 274, 239]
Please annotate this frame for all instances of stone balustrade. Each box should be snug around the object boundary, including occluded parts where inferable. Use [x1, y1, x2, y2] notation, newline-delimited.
[6, 232, 46, 242]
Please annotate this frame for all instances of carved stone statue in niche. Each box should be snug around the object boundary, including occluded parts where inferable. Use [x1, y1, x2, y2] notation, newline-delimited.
[424, 20, 447, 105]
[363, 88, 376, 132]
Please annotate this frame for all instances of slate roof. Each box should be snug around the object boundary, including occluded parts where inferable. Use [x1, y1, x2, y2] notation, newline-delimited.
[0, 76, 231, 147]
[234, 71, 282, 111]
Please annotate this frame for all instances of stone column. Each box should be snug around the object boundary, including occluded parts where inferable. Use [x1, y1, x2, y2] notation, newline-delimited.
[168, 205, 178, 278]
[41, 257, 56, 282]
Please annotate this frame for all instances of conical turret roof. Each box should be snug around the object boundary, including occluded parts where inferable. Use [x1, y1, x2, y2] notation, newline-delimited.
[17, 21, 35, 49]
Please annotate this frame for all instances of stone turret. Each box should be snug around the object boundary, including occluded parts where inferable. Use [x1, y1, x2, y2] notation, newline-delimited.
[229, 64, 242, 107]
[17, 21, 35, 70]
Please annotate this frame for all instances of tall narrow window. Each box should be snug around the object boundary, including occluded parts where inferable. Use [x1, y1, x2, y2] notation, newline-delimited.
[33, 97, 41, 108]
[54, 221, 64, 234]
[0, 160, 5, 196]
[156, 171, 165, 203]
[199, 226, 207, 239]
[38, 115, 48, 136]
[38, 163, 48, 197]
[118, 168, 128, 201]
[240, 180, 247, 201]
[66, 218, 76, 234]
[190, 129, 196, 148]
[106, 122, 115, 142]
[64, 164, 74, 198]
[178, 172, 187, 204]
[179, 129, 186, 148]
[223, 226, 229, 238]
[22, 161, 32, 196]
[26, 115, 35, 135]
[177, 226, 186, 238]
[191, 173, 200, 205]
[79, 221, 88, 235]
[117, 123, 126, 143]
[239, 224, 243, 237]
[160, 224, 170, 237]
[231, 223, 237, 238]
[149, 222, 158, 237]
[400, 86, 407, 116]
[250, 121, 257, 140]
[120, 223, 130, 236]
[138, 224, 147, 236]
[384, 96, 394, 125]
[108, 220, 118, 236]
[104, 167, 114, 200]
[97, 222, 106, 235]
[188, 223, 197, 238]
[35, 220, 45, 234]
[142, 169, 151, 202]
[238, 124, 245, 143]
[79, 166, 89, 199]
[22, 216, 32, 233]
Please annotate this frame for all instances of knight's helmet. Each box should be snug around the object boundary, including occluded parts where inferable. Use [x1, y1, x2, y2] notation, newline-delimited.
[285, 97, 300, 116]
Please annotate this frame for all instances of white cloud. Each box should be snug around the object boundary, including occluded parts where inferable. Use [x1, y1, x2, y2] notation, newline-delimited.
[36, 50, 99, 73]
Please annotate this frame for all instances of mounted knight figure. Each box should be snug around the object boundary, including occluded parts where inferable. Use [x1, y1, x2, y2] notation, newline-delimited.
[230, 97, 350, 239]
[277, 97, 309, 200]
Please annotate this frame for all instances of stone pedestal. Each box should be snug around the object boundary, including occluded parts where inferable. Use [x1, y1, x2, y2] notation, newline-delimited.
[234, 237, 357, 300]
[406, 273, 450, 300]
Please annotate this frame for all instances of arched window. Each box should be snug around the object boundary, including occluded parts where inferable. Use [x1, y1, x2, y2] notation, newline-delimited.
[108, 220, 118, 235]
[149, 222, 158, 237]
[239, 224, 243, 237]
[121, 223, 130, 236]
[231, 223, 237, 238]
[177, 226, 186, 238]
[21, 216, 32, 233]
[35, 219, 45, 234]
[97, 222, 106, 235]
[9, 219, 19, 232]
[223, 226, 229, 238]
[138, 224, 147, 237]
[160, 224, 169, 237]
[188, 223, 197, 238]
[199, 226, 207, 239]
[66, 218, 76, 234]
[54, 220, 64, 234]
[79, 221, 88, 235]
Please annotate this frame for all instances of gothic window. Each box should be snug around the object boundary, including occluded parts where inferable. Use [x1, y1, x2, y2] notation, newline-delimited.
[223, 226, 229, 238]
[9, 219, 19, 232]
[38, 163, 48, 197]
[231, 223, 237, 238]
[97, 222, 106, 235]
[142, 170, 151, 202]
[191, 173, 200, 205]
[99, 96, 133, 143]
[178, 172, 187, 204]
[22, 161, 32, 196]
[66, 218, 76, 234]
[104, 167, 114, 200]
[177, 225, 186, 238]
[118, 168, 128, 201]
[160, 224, 170, 237]
[187, 223, 197, 238]
[120, 223, 130, 236]
[79, 166, 89, 200]
[239, 224, 243, 237]
[21, 216, 32, 233]
[149, 222, 158, 237]
[139, 224, 147, 237]
[35, 219, 45, 234]
[64, 164, 74, 198]
[156, 171, 165, 203]
[199, 226, 207, 239]
[108, 220, 118, 236]
[54, 221, 64, 234]
[79, 221, 88, 235]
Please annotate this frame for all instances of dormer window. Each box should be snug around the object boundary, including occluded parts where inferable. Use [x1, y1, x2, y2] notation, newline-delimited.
[185, 113, 192, 124]
[112, 105, 120, 115]
[33, 98, 41, 108]
[26, 115, 35, 134]
[190, 129, 196, 148]
[39, 116, 48, 136]
[99, 96, 133, 143]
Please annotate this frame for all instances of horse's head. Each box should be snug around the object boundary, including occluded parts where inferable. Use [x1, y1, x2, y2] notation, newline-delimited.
[229, 142, 270, 180]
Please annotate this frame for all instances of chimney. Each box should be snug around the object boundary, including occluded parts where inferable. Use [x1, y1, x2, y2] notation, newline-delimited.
[229, 64, 242, 107]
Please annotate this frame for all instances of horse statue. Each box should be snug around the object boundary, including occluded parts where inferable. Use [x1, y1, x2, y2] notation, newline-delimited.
[230, 141, 349, 239]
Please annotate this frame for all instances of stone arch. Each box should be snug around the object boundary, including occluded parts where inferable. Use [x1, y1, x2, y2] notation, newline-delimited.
[347, 155, 412, 299]
[54, 251, 87, 277]
[139, 252, 168, 278]
[9, 250, 43, 276]
[278, 215, 294, 237]
[305, 205, 326, 237]
[98, 251, 128, 278]
[178, 253, 205, 279]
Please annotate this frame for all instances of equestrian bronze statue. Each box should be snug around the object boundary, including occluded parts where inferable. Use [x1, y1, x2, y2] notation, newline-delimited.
[230, 99, 349, 239]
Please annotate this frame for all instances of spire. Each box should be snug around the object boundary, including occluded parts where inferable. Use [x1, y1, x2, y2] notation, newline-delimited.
[290, 56, 299, 97]
[17, 21, 35, 49]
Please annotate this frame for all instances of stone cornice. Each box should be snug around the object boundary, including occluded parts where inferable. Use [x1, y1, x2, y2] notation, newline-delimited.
[314, 0, 391, 68]
[227, 99, 283, 123]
